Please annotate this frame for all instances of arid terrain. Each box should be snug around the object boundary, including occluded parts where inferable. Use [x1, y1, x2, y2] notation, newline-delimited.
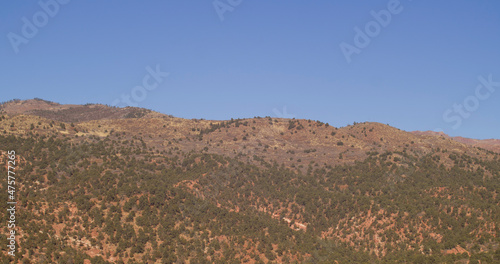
[0, 99, 498, 263]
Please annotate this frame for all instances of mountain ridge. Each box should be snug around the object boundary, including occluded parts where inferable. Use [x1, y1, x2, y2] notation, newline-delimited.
[0, 98, 499, 263]
[2, 98, 498, 155]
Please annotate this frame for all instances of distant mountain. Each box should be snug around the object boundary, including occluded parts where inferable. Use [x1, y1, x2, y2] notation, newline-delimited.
[0, 98, 159, 122]
[0, 99, 498, 263]
[411, 130, 500, 153]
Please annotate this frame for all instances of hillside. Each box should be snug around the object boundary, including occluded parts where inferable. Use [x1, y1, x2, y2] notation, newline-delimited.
[0, 99, 499, 263]
[411, 130, 500, 153]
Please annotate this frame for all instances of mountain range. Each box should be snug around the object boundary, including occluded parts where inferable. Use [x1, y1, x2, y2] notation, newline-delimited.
[0, 98, 498, 263]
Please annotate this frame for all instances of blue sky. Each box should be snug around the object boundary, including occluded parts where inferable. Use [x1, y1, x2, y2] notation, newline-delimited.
[1, 0, 499, 139]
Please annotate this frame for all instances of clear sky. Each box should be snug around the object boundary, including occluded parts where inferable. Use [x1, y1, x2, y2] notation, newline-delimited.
[1, 0, 499, 139]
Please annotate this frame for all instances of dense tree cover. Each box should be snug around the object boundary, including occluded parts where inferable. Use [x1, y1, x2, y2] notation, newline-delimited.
[0, 129, 498, 263]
